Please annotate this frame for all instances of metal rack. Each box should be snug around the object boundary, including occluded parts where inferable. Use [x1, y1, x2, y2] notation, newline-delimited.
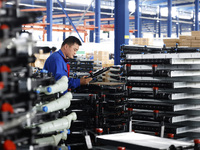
[121, 45, 200, 141]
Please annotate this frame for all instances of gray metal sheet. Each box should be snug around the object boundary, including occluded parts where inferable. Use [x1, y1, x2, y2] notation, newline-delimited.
[131, 64, 200, 70]
[97, 132, 192, 150]
[126, 53, 200, 59]
[128, 76, 200, 82]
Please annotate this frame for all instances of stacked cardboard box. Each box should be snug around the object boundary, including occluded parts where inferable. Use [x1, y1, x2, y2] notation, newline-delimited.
[93, 50, 110, 64]
[29, 50, 50, 68]
[133, 38, 153, 46]
[163, 38, 180, 47]
[163, 31, 200, 47]
[191, 31, 200, 47]
[102, 60, 114, 68]
[179, 35, 192, 47]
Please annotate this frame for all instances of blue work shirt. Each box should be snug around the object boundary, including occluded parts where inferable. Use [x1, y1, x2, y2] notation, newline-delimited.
[43, 49, 80, 93]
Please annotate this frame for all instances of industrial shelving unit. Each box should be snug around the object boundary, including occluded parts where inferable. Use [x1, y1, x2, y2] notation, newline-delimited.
[121, 44, 200, 141]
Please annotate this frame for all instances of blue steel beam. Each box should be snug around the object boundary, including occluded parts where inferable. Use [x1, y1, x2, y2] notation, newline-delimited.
[114, 0, 129, 65]
[57, 0, 84, 42]
[160, 2, 195, 7]
[47, 0, 53, 41]
[144, 0, 166, 5]
[185, 6, 200, 11]
[195, 0, 199, 31]
[95, 0, 101, 43]
[135, 0, 140, 38]
[167, 0, 172, 37]
[63, 0, 66, 40]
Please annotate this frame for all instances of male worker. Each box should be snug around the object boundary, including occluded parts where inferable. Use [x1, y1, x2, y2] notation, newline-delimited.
[44, 36, 92, 93]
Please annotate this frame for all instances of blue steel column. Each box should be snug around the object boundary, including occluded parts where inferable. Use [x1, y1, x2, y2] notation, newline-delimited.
[167, 0, 172, 37]
[63, 0, 66, 40]
[47, 0, 53, 41]
[195, 0, 199, 31]
[192, 11, 195, 31]
[154, 21, 157, 38]
[158, 6, 161, 38]
[176, 16, 179, 37]
[114, 0, 129, 65]
[135, 0, 140, 38]
[139, 17, 142, 37]
[108, 21, 110, 38]
[89, 6, 94, 42]
[95, 0, 100, 43]
[180, 24, 182, 35]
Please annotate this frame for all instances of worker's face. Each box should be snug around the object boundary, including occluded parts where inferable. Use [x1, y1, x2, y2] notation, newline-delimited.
[65, 43, 79, 59]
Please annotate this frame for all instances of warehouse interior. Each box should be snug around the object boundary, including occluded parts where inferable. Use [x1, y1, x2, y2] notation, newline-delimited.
[1, 0, 200, 150]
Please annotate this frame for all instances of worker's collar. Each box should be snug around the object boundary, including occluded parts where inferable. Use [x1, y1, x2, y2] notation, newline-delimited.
[58, 49, 69, 63]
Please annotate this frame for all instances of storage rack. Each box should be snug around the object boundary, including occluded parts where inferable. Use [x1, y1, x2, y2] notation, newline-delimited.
[121, 45, 200, 141]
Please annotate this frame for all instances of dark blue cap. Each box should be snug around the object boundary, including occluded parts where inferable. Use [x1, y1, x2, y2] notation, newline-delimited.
[47, 87, 52, 93]
[42, 106, 48, 112]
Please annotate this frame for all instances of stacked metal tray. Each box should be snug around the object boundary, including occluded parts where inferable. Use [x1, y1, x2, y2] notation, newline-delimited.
[121, 45, 200, 141]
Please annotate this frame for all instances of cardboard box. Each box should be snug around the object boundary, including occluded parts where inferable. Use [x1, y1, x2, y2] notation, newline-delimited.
[191, 31, 200, 37]
[196, 36, 200, 40]
[179, 35, 190, 39]
[191, 43, 200, 47]
[133, 38, 153, 46]
[163, 39, 179, 43]
[192, 40, 200, 43]
[164, 43, 177, 47]
[185, 36, 193, 40]
[179, 42, 191, 47]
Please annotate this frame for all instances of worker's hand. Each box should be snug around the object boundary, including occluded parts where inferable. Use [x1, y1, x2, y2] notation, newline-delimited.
[80, 76, 92, 85]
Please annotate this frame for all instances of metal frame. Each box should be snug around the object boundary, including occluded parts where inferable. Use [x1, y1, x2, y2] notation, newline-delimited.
[57, 0, 84, 42]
